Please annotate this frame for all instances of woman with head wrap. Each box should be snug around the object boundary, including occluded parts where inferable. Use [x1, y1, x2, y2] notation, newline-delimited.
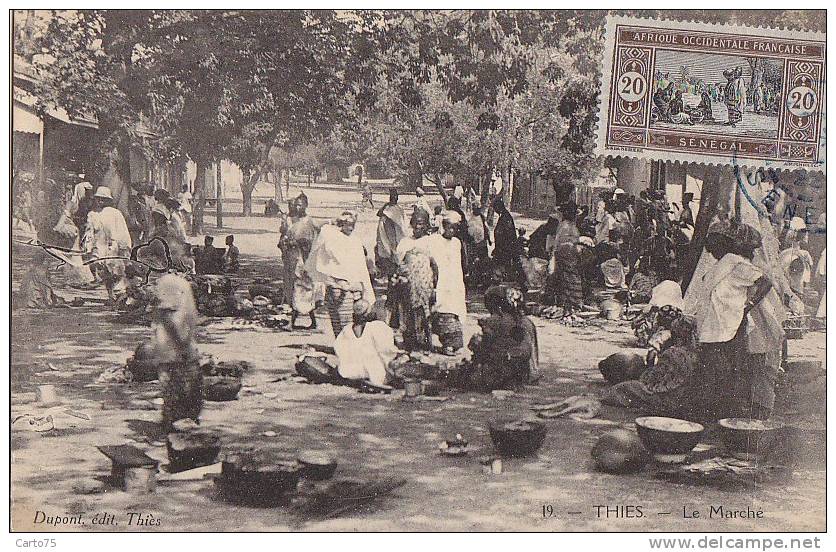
[467, 285, 538, 390]
[304, 210, 375, 338]
[602, 316, 703, 419]
[334, 299, 400, 386]
[413, 210, 468, 354]
[695, 218, 783, 420]
[388, 208, 438, 351]
[279, 193, 321, 328]
[724, 67, 747, 126]
[152, 274, 202, 431]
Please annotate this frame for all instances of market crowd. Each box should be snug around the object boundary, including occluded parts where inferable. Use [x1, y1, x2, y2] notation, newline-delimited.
[15, 174, 826, 430]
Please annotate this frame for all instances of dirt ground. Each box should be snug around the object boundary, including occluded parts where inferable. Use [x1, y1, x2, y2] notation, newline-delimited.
[10, 187, 826, 532]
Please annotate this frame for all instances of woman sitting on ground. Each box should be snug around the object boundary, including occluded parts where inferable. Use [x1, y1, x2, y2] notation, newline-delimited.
[466, 285, 539, 390]
[334, 299, 400, 387]
[601, 316, 702, 419]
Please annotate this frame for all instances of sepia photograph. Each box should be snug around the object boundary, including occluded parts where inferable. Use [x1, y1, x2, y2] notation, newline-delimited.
[7, 7, 828, 539]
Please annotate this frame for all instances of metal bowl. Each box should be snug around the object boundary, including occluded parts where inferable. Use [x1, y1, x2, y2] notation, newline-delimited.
[718, 418, 784, 460]
[635, 416, 704, 463]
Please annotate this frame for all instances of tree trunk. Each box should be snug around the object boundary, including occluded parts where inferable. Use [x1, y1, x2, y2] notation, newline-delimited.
[432, 173, 448, 204]
[192, 161, 207, 235]
[216, 162, 223, 228]
[242, 179, 255, 217]
[273, 169, 284, 203]
[501, 164, 514, 207]
[681, 166, 725, 291]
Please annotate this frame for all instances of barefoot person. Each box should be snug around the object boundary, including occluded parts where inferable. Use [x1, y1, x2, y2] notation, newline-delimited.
[279, 194, 320, 328]
[417, 211, 467, 355]
[305, 211, 375, 338]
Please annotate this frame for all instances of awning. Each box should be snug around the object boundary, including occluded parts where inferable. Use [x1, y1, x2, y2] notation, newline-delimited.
[13, 102, 43, 135]
[14, 86, 99, 129]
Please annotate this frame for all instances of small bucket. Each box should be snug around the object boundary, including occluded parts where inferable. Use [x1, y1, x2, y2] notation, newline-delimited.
[117, 466, 157, 493]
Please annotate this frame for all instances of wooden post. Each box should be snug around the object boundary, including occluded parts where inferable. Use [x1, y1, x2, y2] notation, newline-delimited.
[216, 162, 223, 229]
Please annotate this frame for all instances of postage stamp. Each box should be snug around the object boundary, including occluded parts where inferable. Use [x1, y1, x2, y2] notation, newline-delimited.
[595, 16, 826, 171]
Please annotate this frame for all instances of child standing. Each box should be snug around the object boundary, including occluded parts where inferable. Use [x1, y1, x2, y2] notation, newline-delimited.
[224, 235, 239, 272]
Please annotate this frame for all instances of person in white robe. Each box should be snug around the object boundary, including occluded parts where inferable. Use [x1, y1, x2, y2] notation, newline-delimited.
[305, 211, 375, 338]
[82, 186, 133, 301]
[334, 299, 399, 386]
[413, 210, 467, 354]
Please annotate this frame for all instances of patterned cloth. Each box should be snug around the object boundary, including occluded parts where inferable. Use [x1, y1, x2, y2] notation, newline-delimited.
[388, 247, 436, 351]
[325, 286, 357, 339]
[432, 312, 463, 351]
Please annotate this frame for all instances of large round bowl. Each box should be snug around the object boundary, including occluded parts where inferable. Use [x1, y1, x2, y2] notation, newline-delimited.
[718, 418, 785, 460]
[635, 416, 704, 463]
[489, 419, 547, 458]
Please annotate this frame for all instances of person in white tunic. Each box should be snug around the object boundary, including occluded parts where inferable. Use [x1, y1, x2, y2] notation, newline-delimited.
[414, 210, 467, 354]
[334, 299, 399, 386]
[82, 186, 133, 301]
[305, 212, 375, 338]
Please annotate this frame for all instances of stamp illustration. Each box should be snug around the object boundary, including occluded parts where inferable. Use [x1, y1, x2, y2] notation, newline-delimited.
[596, 16, 826, 171]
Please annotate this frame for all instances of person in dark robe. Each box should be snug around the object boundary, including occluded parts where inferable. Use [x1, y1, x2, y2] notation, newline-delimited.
[491, 197, 523, 283]
[696, 89, 715, 121]
[528, 210, 561, 260]
[653, 83, 674, 121]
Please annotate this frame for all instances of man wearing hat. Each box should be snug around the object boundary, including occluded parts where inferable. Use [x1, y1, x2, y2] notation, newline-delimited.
[82, 186, 133, 301]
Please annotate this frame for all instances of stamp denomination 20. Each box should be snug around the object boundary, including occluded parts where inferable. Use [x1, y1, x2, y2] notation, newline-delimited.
[596, 16, 826, 171]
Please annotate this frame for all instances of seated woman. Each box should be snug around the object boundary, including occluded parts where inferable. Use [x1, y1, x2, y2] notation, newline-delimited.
[601, 316, 703, 419]
[631, 280, 684, 348]
[334, 299, 400, 387]
[466, 285, 539, 390]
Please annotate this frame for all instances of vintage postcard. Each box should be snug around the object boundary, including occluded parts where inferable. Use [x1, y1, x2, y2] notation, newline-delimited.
[596, 15, 826, 171]
[8, 9, 828, 541]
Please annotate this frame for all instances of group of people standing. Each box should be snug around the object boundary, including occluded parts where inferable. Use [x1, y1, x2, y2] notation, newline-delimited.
[276, 185, 539, 390]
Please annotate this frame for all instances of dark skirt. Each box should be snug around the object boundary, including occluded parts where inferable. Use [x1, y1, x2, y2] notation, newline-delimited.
[162, 359, 203, 430]
[698, 325, 778, 420]
[726, 103, 743, 124]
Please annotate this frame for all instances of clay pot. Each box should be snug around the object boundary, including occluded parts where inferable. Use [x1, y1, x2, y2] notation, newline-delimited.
[598, 352, 646, 385]
[592, 429, 649, 473]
